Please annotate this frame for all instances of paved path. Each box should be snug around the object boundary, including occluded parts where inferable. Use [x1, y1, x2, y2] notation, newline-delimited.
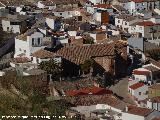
[109, 77, 136, 105]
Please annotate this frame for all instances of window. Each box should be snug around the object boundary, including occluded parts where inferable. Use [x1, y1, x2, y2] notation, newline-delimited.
[37, 38, 41, 46]
[36, 58, 39, 63]
[139, 92, 141, 95]
[139, 27, 142, 30]
[146, 91, 148, 95]
[125, 22, 127, 25]
[60, 13, 62, 15]
[19, 48, 21, 51]
[32, 38, 34, 46]
[68, 12, 70, 15]
[24, 50, 26, 53]
[118, 20, 120, 23]
[31, 57, 33, 61]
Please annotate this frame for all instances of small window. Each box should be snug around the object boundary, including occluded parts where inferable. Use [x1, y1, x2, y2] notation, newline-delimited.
[125, 22, 127, 25]
[36, 58, 39, 63]
[146, 91, 148, 95]
[24, 50, 26, 53]
[60, 13, 62, 15]
[37, 38, 41, 45]
[139, 27, 142, 30]
[31, 57, 33, 61]
[19, 48, 21, 51]
[139, 92, 141, 95]
[32, 38, 34, 46]
[118, 20, 120, 23]
[68, 12, 70, 15]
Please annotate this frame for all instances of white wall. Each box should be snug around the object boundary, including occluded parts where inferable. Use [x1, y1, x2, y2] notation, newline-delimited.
[134, 74, 147, 82]
[130, 85, 148, 101]
[115, 18, 123, 28]
[68, 31, 77, 37]
[122, 112, 145, 120]
[29, 32, 45, 56]
[46, 18, 55, 30]
[14, 38, 29, 57]
[88, 0, 101, 5]
[0, 71, 5, 76]
[15, 31, 45, 58]
[71, 105, 96, 117]
[93, 12, 101, 22]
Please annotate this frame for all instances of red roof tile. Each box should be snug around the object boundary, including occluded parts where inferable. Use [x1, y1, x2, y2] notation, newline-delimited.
[129, 82, 144, 90]
[12, 57, 30, 63]
[93, 4, 112, 9]
[66, 87, 113, 96]
[32, 49, 54, 59]
[127, 105, 153, 117]
[133, 70, 150, 75]
[137, 21, 155, 26]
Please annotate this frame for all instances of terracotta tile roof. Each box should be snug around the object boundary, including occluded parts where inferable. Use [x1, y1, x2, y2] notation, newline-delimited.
[55, 40, 126, 65]
[93, 4, 112, 9]
[137, 21, 155, 26]
[55, 44, 114, 65]
[126, 105, 153, 117]
[66, 87, 113, 96]
[12, 57, 30, 63]
[144, 65, 160, 72]
[66, 94, 127, 109]
[32, 49, 54, 59]
[148, 58, 160, 69]
[0, 0, 33, 6]
[129, 82, 144, 90]
[133, 70, 150, 75]
[149, 84, 160, 90]
[41, 0, 79, 6]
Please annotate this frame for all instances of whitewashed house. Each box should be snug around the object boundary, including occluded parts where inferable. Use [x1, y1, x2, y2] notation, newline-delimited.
[115, 14, 142, 32]
[119, 0, 159, 14]
[14, 28, 45, 58]
[70, 94, 127, 119]
[52, 8, 81, 19]
[1, 15, 28, 34]
[87, 4, 113, 14]
[129, 82, 148, 101]
[131, 64, 160, 84]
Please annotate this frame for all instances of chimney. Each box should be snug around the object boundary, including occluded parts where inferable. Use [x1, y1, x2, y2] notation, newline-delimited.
[126, 106, 128, 112]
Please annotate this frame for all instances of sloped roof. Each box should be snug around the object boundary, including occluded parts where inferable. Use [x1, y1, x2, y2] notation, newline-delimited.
[133, 70, 150, 75]
[66, 87, 113, 96]
[55, 40, 127, 65]
[126, 105, 153, 117]
[55, 43, 114, 64]
[66, 94, 127, 109]
[32, 49, 54, 59]
[129, 82, 145, 90]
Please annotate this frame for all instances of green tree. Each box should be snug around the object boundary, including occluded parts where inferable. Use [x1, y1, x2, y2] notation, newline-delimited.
[80, 59, 94, 75]
[83, 36, 94, 44]
[39, 59, 62, 81]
